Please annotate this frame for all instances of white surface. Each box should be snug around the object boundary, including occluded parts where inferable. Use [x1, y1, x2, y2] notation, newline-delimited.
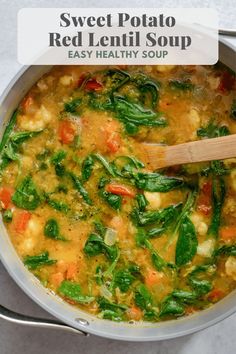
[0, 0, 235, 353]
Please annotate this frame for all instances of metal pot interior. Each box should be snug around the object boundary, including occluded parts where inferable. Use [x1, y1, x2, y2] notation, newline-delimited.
[0, 39, 235, 341]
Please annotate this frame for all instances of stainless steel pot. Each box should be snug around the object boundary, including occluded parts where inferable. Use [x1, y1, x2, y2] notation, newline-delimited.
[0, 36, 236, 341]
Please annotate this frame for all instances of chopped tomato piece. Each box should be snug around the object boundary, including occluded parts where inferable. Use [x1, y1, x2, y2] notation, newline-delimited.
[106, 132, 121, 153]
[208, 288, 224, 302]
[103, 121, 122, 153]
[84, 79, 102, 91]
[220, 226, 236, 241]
[58, 120, 76, 144]
[145, 270, 163, 287]
[218, 71, 235, 93]
[126, 306, 142, 321]
[197, 181, 212, 215]
[14, 211, 31, 233]
[197, 204, 212, 216]
[202, 181, 212, 195]
[77, 72, 89, 88]
[0, 187, 14, 209]
[106, 184, 135, 198]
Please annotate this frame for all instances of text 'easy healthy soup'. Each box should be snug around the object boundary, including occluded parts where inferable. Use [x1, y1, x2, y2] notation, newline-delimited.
[0, 64, 236, 322]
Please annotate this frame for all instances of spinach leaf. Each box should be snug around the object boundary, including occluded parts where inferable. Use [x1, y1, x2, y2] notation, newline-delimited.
[84, 234, 103, 256]
[3, 209, 13, 223]
[188, 277, 212, 296]
[135, 229, 166, 271]
[197, 121, 229, 139]
[169, 79, 194, 91]
[135, 228, 147, 247]
[93, 220, 106, 236]
[93, 153, 116, 177]
[166, 190, 197, 250]
[159, 297, 185, 317]
[144, 309, 159, 321]
[97, 296, 127, 321]
[10, 131, 41, 146]
[64, 98, 82, 114]
[159, 289, 199, 317]
[132, 203, 182, 227]
[134, 284, 158, 320]
[46, 196, 69, 213]
[111, 155, 144, 177]
[175, 216, 198, 266]
[187, 265, 213, 296]
[50, 150, 67, 177]
[98, 309, 123, 322]
[58, 280, 94, 303]
[210, 160, 229, 176]
[50, 150, 67, 165]
[105, 68, 130, 91]
[198, 122, 229, 176]
[97, 296, 127, 320]
[133, 172, 184, 192]
[95, 265, 103, 285]
[208, 177, 225, 237]
[134, 284, 153, 310]
[113, 269, 136, 292]
[44, 219, 66, 241]
[81, 155, 94, 182]
[214, 244, 236, 256]
[4, 130, 41, 166]
[69, 172, 92, 205]
[100, 190, 122, 210]
[84, 233, 118, 261]
[230, 99, 236, 120]
[132, 73, 160, 108]
[171, 289, 198, 304]
[189, 264, 216, 276]
[113, 96, 166, 131]
[12, 176, 41, 210]
[0, 110, 18, 154]
[24, 251, 56, 270]
[151, 250, 166, 271]
[147, 227, 166, 238]
[102, 250, 120, 279]
[136, 193, 148, 211]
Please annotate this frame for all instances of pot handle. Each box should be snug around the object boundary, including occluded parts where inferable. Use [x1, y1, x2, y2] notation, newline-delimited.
[0, 303, 88, 336]
[219, 29, 236, 37]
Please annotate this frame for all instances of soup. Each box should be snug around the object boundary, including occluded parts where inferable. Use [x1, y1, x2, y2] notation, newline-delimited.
[0, 64, 236, 322]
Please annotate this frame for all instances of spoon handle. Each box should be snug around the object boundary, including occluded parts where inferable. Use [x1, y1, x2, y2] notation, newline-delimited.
[143, 134, 236, 170]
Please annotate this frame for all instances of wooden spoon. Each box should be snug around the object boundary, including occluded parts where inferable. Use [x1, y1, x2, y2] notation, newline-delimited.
[142, 134, 236, 170]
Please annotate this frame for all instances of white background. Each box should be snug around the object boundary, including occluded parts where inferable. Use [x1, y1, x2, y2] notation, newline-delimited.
[0, 0, 235, 353]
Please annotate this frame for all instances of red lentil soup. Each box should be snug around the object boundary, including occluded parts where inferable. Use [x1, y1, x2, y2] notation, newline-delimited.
[0, 64, 236, 322]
